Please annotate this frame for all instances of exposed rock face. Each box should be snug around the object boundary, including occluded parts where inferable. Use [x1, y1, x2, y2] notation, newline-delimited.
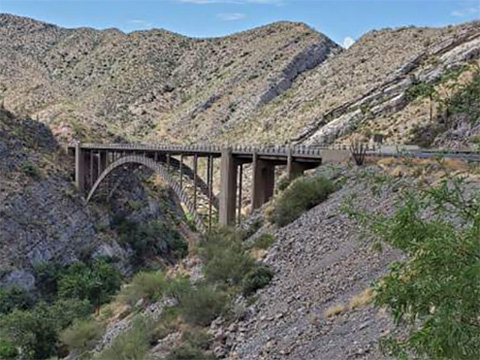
[224, 21, 480, 147]
[0, 109, 184, 289]
[0, 109, 127, 288]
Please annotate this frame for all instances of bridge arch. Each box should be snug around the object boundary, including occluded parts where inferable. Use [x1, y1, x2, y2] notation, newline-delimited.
[86, 155, 214, 233]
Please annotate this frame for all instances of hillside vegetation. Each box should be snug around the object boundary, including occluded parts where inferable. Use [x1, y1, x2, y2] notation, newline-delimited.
[1, 15, 480, 148]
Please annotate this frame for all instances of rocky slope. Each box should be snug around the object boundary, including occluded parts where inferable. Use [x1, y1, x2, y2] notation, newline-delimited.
[2, 14, 480, 149]
[224, 21, 480, 148]
[0, 14, 339, 144]
[0, 108, 187, 290]
[207, 167, 402, 360]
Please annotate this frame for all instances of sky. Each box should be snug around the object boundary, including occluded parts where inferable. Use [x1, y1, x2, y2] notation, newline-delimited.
[0, 0, 479, 48]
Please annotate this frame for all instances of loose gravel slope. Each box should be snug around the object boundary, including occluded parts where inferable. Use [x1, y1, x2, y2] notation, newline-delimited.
[224, 169, 403, 360]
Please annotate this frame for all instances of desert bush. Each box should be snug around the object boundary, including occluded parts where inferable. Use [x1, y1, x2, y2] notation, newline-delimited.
[198, 229, 255, 286]
[181, 328, 212, 350]
[97, 316, 151, 360]
[276, 173, 301, 193]
[242, 265, 274, 296]
[247, 233, 276, 250]
[120, 271, 167, 307]
[0, 338, 18, 359]
[150, 307, 181, 340]
[165, 276, 191, 300]
[60, 318, 104, 355]
[20, 161, 41, 179]
[177, 283, 228, 326]
[0, 285, 34, 314]
[239, 217, 263, 240]
[164, 345, 214, 360]
[273, 176, 336, 226]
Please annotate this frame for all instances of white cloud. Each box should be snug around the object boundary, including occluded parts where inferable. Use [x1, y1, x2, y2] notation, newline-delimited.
[451, 7, 479, 17]
[217, 13, 246, 21]
[342, 36, 355, 49]
[127, 19, 154, 29]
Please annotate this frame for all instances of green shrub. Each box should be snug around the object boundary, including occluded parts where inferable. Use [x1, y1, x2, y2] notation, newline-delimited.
[276, 173, 301, 193]
[20, 161, 41, 179]
[58, 259, 121, 309]
[0, 285, 34, 314]
[60, 318, 104, 355]
[165, 345, 214, 360]
[112, 217, 186, 263]
[0, 338, 18, 359]
[177, 283, 228, 326]
[199, 229, 255, 285]
[0, 299, 91, 359]
[97, 316, 150, 360]
[273, 176, 335, 227]
[242, 265, 274, 296]
[120, 271, 167, 307]
[247, 234, 276, 250]
[33, 261, 62, 301]
[165, 276, 191, 300]
[182, 328, 212, 350]
[150, 307, 181, 340]
[239, 218, 263, 240]
[167, 235, 189, 260]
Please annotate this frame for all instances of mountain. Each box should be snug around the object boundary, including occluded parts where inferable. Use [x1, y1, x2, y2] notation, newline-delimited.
[1, 14, 480, 149]
[0, 14, 339, 144]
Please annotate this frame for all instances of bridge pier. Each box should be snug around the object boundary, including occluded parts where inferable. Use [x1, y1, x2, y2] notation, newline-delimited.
[75, 143, 86, 195]
[219, 148, 237, 226]
[251, 153, 275, 210]
[98, 151, 108, 174]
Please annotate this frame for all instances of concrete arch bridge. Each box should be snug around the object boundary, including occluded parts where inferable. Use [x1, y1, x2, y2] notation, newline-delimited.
[68, 143, 350, 232]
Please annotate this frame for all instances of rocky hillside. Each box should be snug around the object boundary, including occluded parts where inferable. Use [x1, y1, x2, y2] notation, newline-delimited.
[224, 21, 480, 148]
[1, 14, 480, 149]
[0, 14, 339, 144]
[0, 108, 188, 291]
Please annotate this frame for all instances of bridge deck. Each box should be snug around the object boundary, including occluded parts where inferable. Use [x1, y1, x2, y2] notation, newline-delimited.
[67, 143, 341, 163]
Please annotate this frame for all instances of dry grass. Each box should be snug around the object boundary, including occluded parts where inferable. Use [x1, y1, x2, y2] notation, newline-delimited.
[324, 303, 346, 318]
[348, 288, 374, 310]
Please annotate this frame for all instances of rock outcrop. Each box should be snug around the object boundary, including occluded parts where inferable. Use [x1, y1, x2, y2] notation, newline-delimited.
[0, 109, 184, 290]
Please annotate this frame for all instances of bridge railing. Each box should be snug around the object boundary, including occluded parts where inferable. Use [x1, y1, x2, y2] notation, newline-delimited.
[69, 141, 383, 157]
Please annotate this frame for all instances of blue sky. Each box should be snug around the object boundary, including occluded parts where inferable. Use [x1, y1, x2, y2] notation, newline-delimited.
[1, 0, 479, 47]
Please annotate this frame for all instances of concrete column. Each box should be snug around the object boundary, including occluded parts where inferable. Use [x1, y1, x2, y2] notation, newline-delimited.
[98, 151, 108, 175]
[237, 164, 243, 225]
[193, 154, 198, 210]
[207, 155, 213, 231]
[251, 154, 275, 210]
[75, 143, 86, 195]
[219, 148, 237, 227]
[288, 161, 308, 180]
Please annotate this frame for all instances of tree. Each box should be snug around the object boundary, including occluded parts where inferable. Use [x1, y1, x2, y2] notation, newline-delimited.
[347, 177, 480, 359]
[0, 299, 91, 359]
[58, 259, 121, 310]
